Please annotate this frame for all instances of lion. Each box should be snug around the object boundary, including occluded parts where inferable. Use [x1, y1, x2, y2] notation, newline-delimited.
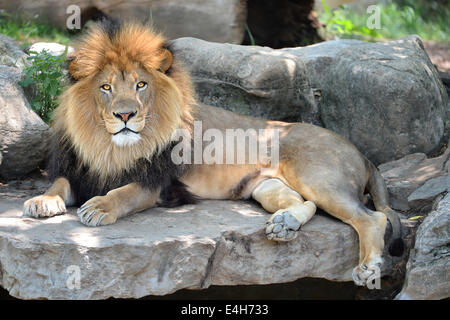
[23, 20, 404, 287]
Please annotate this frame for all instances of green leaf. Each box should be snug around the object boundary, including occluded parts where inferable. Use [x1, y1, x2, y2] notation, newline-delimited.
[20, 49, 64, 123]
[19, 78, 33, 87]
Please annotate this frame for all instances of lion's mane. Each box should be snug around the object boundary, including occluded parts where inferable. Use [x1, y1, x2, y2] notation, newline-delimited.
[47, 19, 196, 206]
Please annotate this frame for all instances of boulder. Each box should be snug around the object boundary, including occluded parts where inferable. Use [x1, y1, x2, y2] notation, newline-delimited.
[396, 193, 450, 300]
[0, 34, 27, 72]
[379, 149, 450, 211]
[0, 0, 247, 44]
[169, 37, 319, 124]
[0, 184, 374, 299]
[28, 42, 74, 57]
[171, 36, 448, 165]
[284, 36, 449, 165]
[282, 39, 366, 90]
[0, 65, 49, 180]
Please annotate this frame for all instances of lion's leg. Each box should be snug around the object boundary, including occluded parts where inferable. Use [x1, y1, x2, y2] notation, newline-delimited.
[23, 177, 75, 218]
[77, 183, 159, 227]
[280, 156, 389, 287]
[324, 201, 387, 287]
[251, 178, 317, 241]
[292, 185, 387, 287]
[348, 209, 387, 286]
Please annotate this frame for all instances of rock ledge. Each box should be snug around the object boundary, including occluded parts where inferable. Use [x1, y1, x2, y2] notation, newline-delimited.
[0, 194, 363, 299]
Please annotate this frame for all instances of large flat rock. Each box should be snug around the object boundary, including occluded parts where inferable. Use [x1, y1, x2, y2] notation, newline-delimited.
[0, 184, 362, 299]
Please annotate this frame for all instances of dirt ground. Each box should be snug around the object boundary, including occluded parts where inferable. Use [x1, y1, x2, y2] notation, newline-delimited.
[423, 41, 450, 73]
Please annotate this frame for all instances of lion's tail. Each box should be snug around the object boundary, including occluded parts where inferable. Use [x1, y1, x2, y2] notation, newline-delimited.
[366, 160, 404, 256]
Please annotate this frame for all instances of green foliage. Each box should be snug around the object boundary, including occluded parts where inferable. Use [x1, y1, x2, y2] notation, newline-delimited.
[19, 50, 66, 123]
[318, 0, 450, 43]
[245, 24, 256, 46]
[0, 11, 70, 47]
[149, 8, 153, 25]
[319, 0, 382, 40]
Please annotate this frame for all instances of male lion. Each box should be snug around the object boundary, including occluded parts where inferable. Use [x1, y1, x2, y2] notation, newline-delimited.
[23, 20, 403, 286]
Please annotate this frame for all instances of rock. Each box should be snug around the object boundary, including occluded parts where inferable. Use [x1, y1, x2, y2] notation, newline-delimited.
[282, 39, 366, 90]
[396, 193, 450, 300]
[0, 0, 247, 44]
[0, 34, 27, 72]
[0, 66, 49, 180]
[285, 36, 448, 165]
[407, 175, 450, 212]
[169, 37, 319, 124]
[171, 36, 448, 164]
[28, 42, 74, 57]
[0, 185, 373, 299]
[379, 149, 450, 211]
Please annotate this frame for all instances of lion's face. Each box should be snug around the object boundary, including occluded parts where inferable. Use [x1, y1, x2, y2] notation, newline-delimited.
[54, 21, 194, 177]
[94, 63, 154, 147]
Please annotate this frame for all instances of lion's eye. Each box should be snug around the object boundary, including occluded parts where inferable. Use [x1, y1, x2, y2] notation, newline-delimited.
[136, 81, 147, 90]
[101, 84, 111, 91]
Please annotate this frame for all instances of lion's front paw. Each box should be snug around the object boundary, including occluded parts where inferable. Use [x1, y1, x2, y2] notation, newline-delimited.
[23, 195, 66, 218]
[265, 210, 301, 241]
[352, 257, 383, 287]
[77, 196, 117, 227]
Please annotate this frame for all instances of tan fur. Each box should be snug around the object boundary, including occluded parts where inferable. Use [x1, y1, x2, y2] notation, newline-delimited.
[23, 177, 72, 217]
[77, 184, 160, 226]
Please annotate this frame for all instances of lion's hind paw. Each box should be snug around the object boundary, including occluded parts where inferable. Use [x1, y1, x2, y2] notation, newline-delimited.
[265, 210, 302, 242]
[352, 258, 383, 287]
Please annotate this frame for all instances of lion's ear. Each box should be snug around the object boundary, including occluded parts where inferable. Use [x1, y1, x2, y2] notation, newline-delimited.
[68, 56, 80, 81]
[159, 49, 173, 73]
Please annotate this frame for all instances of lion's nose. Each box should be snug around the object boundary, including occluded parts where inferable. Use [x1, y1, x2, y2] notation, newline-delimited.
[113, 111, 136, 122]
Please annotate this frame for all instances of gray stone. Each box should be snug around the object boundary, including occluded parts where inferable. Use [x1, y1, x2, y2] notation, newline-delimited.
[282, 39, 366, 89]
[0, 34, 27, 72]
[0, 0, 247, 44]
[28, 42, 74, 57]
[0, 66, 49, 180]
[396, 193, 450, 300]
[169, 37, 319, 123]
[0, 189, 370, 299]
[379, 149, 450, 211]
[407, 175, 450, 212]
[171, 36, 448, 165]
[286, 36, 448, 165]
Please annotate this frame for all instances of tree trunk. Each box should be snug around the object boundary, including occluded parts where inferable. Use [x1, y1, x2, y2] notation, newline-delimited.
[243, 0, 323, 48]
